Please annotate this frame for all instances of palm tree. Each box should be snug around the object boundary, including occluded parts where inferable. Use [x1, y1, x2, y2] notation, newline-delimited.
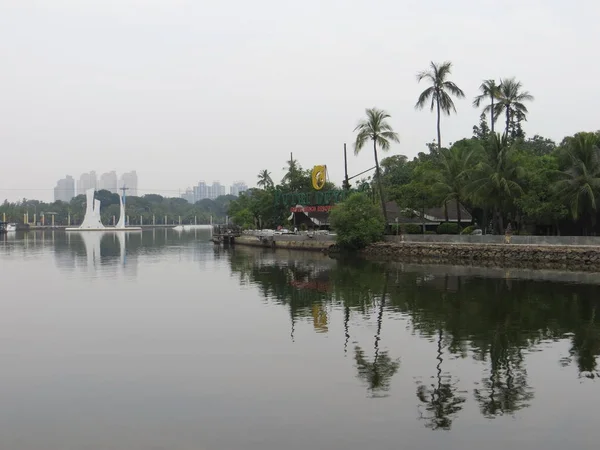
[493, 78, 534, 137]
[433, 144, 478, 229]
[257, 169, 273, 189]
[354, 108, 400, 224]
[415, 61, 465, 150]
[473, 79, 500, 134]
[554, 133, 600, 234]
[468, 134, 523, 234]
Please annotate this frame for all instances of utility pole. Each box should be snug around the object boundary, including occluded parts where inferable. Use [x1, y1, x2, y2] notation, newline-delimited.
[343, 143, 350, 190]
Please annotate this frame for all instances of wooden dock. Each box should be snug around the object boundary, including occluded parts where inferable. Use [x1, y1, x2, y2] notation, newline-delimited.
[211, 225, 242, 246]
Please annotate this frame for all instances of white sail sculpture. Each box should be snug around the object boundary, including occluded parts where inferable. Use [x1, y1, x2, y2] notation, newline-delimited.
[115, 192, 141, 231]
[116, 193, 126, 229]
[66, 188, 141, 231]
[66, 188, 105, 230]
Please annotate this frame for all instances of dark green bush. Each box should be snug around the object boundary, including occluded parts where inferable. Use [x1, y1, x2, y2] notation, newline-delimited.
[437, 222, 460, 234]
[329, 193, 385, 250]
[403, 224, 422, 234]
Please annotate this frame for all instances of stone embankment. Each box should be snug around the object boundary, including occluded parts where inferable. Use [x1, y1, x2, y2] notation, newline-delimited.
[363, 242, 600, 268]
[235, 235, 333, 251]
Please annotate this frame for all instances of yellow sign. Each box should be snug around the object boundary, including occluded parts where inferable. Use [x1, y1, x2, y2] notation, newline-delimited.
[311, 165, 327, 190]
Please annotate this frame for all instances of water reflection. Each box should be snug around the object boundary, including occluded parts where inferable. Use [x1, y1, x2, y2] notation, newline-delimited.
[56, 231, 138, 278]
[227, 247, 600, 429]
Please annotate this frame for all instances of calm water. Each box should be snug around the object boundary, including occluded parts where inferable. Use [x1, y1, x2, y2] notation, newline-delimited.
[1, 229, 599, 450]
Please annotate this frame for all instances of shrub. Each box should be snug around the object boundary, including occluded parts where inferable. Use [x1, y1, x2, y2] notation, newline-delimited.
[329, 193, 385, 250]
[437, 222, 460, 234]
[403, 224, 423, 234]
[460, 225, 475, 235]
[425, 230, 436, 235]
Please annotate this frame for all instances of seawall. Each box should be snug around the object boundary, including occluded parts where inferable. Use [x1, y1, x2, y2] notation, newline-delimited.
[234, 235, 334, 251]
[363, 241, 600, 269]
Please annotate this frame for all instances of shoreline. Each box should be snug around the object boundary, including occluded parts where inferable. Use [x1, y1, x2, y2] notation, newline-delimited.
[233, 236, 600, 271]
[362, 241, 600, 270]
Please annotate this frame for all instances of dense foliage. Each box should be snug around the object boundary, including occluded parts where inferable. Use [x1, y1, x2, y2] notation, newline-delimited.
[0, 192, 233, 225]
[329, 193, 385, 249]
[376, 129, 600, 235]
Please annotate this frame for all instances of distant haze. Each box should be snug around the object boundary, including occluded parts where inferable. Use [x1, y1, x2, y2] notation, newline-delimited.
[1, 0, 598, 202]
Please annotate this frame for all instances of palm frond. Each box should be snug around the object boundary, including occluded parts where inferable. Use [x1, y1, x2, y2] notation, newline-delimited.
[415, 86, 435, 110]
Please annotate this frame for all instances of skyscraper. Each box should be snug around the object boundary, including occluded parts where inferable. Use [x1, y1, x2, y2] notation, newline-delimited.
[77, 171, 97, 196]
[54, 175, 75, 202]
[230, 181, 248, 197]
[98, 171, 118, 193]
[193, 181, 208, 202]
[118, 171, 138, 196]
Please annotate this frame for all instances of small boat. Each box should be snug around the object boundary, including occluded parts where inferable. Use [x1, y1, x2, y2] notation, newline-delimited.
[6, 223, 17, 232]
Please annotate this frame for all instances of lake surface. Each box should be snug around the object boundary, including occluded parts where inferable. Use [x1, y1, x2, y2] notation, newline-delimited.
[1, 229, 599, 450]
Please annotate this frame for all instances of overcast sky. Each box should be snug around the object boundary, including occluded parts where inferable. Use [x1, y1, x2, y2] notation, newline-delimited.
[1, 0, 598, 202]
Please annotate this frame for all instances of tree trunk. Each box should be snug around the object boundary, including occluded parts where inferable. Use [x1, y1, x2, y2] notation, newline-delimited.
[456, 198, 462, 231]
[490, 95, 495, 134]
[505, 106, 510, 138]
[436, 93, 442, 150]
[496, 205, 504, 235]
[373, 139, 388, 226]
[444, 201, 449, 222]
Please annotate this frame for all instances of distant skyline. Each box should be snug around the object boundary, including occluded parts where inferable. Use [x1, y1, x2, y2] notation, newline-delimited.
[2, 0, 600, 202]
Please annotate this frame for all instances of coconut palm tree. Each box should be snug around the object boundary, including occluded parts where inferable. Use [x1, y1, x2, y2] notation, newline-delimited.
[433, 143, 479, 229]
[473, 79, 500, 134]
[354, 108, 400, 224]
[493, 78, 534, 138]
[257, 169, 273, 189]
[468, 133, 523, 234]
[554, 133, 600, 234]
[415, 61, 465, 150]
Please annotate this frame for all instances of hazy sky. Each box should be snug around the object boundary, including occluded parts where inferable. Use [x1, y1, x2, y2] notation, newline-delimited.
[1, 0, 599, 202]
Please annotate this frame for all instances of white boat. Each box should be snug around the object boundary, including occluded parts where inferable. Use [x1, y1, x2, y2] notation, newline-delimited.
[6, 223, 17, 232]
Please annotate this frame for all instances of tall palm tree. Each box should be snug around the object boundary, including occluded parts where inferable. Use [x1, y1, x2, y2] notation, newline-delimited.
[415, 61, 465, 150]
[433, 144, 478, 229]
[354, 108, 400, 224]
[473, 79, 500, 133]
[257, 169, 273, 189]
[468, 133, 523, 234]
[493, 78, 534, 137]
[554, 133, 600, 234]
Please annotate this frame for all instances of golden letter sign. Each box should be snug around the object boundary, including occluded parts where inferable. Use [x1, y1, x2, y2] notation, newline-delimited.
[311, 165, 327, 190]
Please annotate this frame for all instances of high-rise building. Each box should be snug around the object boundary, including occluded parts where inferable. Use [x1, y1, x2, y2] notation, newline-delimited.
[193, 181, 208, 202]
[209, 181, 225, 200]
[181, 188, 194, 203]
[119, 171, 138, 196]
[77, 171, 97, 196]
[54, 175, 75, 202]
[98, 171, 118, 193]
[230, 181, 248, 197]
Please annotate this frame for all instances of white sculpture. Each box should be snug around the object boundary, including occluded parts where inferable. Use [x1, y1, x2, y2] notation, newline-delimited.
[116, 193, 126, 229]
[66, 188, 141, 231]
[76, 188, 105, 230]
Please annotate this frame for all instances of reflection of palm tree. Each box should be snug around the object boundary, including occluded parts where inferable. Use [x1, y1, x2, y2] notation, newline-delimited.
[473, 334, 534, 417]
[416, 329, 466, 430]
[354, 273, 400, 397]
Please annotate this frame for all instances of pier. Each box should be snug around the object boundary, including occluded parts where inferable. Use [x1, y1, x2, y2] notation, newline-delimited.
[211, 225, 241, 246]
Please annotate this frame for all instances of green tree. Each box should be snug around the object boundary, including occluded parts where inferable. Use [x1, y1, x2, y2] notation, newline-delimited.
[493, 78, 534, 138]
[354, 108, 400, 224]
[329, 192, 385, 250]
[432, 140, 481, 229]
[415, 61, 465, 150]
[554, 132, 600, 234]
[473, 79, 500, 134]
[257, 169, 273, 189]
[468, 134, 524, 233]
